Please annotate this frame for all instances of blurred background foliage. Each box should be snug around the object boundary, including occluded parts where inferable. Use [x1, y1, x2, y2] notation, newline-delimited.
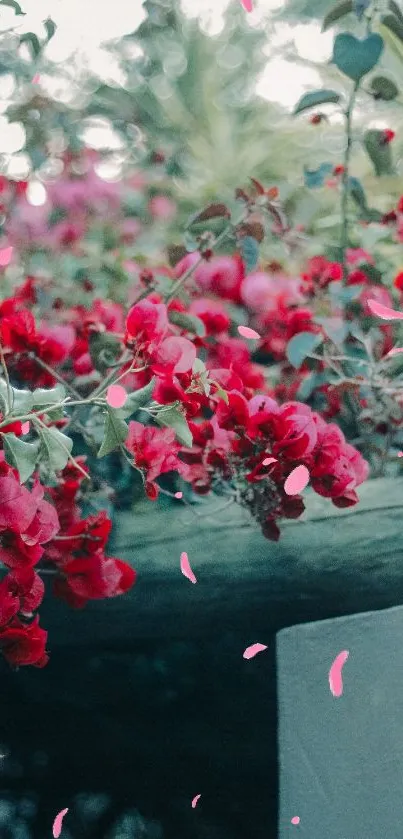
[0, 0, 402, 244]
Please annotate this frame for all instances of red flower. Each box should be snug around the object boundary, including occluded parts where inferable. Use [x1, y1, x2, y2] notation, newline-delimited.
[53, 553, 136, 609]
[301, 256, 342, 293]
[194, 254, 245, 302]
[216, 390, 250, 430]
[271, 402, 318, 460]
[125, 300, 169, 355]
[381, 129, 395, 145]
[0, 615, 48, 667]
[0, 568, 44, 625]
[0, 476, 59, 569]
[189, 298, 230, 335]
[125, 421, 190, 485]
[152, 335, 197, 376]
[394, 271, 403, 291]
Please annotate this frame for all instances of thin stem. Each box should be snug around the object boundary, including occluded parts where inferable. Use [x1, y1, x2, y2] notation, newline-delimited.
[90, 350, 133, 399]
[0, 342, 12, 415]
[33, 415, 90, 480]
[165, 211, 247, 304]
[30, 354, 82, 399]
[0, 397, 95, 430]
[340, 80, 360, 282]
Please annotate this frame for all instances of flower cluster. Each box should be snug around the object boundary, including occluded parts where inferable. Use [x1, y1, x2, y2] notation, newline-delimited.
[3, 155, 400, 670]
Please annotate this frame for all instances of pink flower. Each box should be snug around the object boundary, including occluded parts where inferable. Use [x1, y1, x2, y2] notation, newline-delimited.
[194, 255, 245, 302]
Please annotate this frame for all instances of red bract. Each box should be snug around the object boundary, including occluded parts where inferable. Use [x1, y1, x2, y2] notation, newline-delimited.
[189, 298, 230, 335]
[241, 270, 303, 313]
[0, 615, 48, 667]
[301, 255, 342, 294]
[53, 554, 136, 609]
[194, 254, 245, 302]
[0, 568, 44, 625]
[152, 335, 197, 376]
[271, 402, 318, 460]
[0, 475, 59, 569]
[125, 421, 190, 487]
[125, 299, 169, 355]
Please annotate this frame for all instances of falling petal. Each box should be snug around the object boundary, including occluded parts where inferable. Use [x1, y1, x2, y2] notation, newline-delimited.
[263, 457, 277, 466]
[367, 299, 403, 320]
[175, 491, 183, 499]
[180, 551, 197, 584]
[192, 795, 201, 808]
[291, 816, 300, 825]
[240, 0, 253, 10]
[21, 422, 30, 435]
[329, 650, 349, 697]
[243, 642, 268, 660]
[284, 465, 310, 496]
[32, 73, 40, 84]
[52, 808, 69, 838]
[0, 247, 13, 267]
[238, 325, 260, 340]
[106, 384, 127, 409]
[398, 452, 403, 457]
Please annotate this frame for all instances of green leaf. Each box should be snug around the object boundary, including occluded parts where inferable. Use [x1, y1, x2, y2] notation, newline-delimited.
[19, 32, 41, 59]
[240, 236, 259, 273]
[315, 317, 349, 345]
[32, 384, 66, 407]
[303, 163, 333, 188]
[38, 426, 73, 473]
[190, 203, 230, 224]
[168, 310, 206, 337]
[381, 12, 403, 43]
[293, 89, 341, 115]
[332, 33, 384, 81]
[155, 406, 193, 447]
[348, 176, 368, 211]
[296, 372, 329, 401]
[98, 411, 128, 458]
[329, 282, 364, 302]
[322, 0, 353, 31]
[369, 75, 399, 100]
[214, 385, 229, 405]
[286, 332, 323, 369]
[363, 129, 394, 176]
[389, 1, 403, 25]
[0, 0, 25, 14]
[89, 331, 122, 375]
[114, 379, 155, 420]
[0, 380, 33, 414]
[2, 434, 40, 484]
[43, 17, 56, 42]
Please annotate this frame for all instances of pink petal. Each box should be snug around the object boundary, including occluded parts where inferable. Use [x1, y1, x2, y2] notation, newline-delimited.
[284, 465, 310, 495]
[106, 384, 127, 409]
[238, 325, 260, 340]
[192, 795, 201, 809]
[32, 73, 40, 84]
[240, 0, 253, 10]
[0, 246, 13, 267]
[329, 649, 349, 697]
[175, 491, 183, 499]
[386, 347, 403, 357]
[367, 299, 403, 320]
[180, 551, 197, 584]
[263, 457, 277, 466]
[291, 816, 300, 825]
[52, 808, 69, 838]
[398, 452, 403, 457]
[21, 422, 30, 435]
[243, 642, 268, 660]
